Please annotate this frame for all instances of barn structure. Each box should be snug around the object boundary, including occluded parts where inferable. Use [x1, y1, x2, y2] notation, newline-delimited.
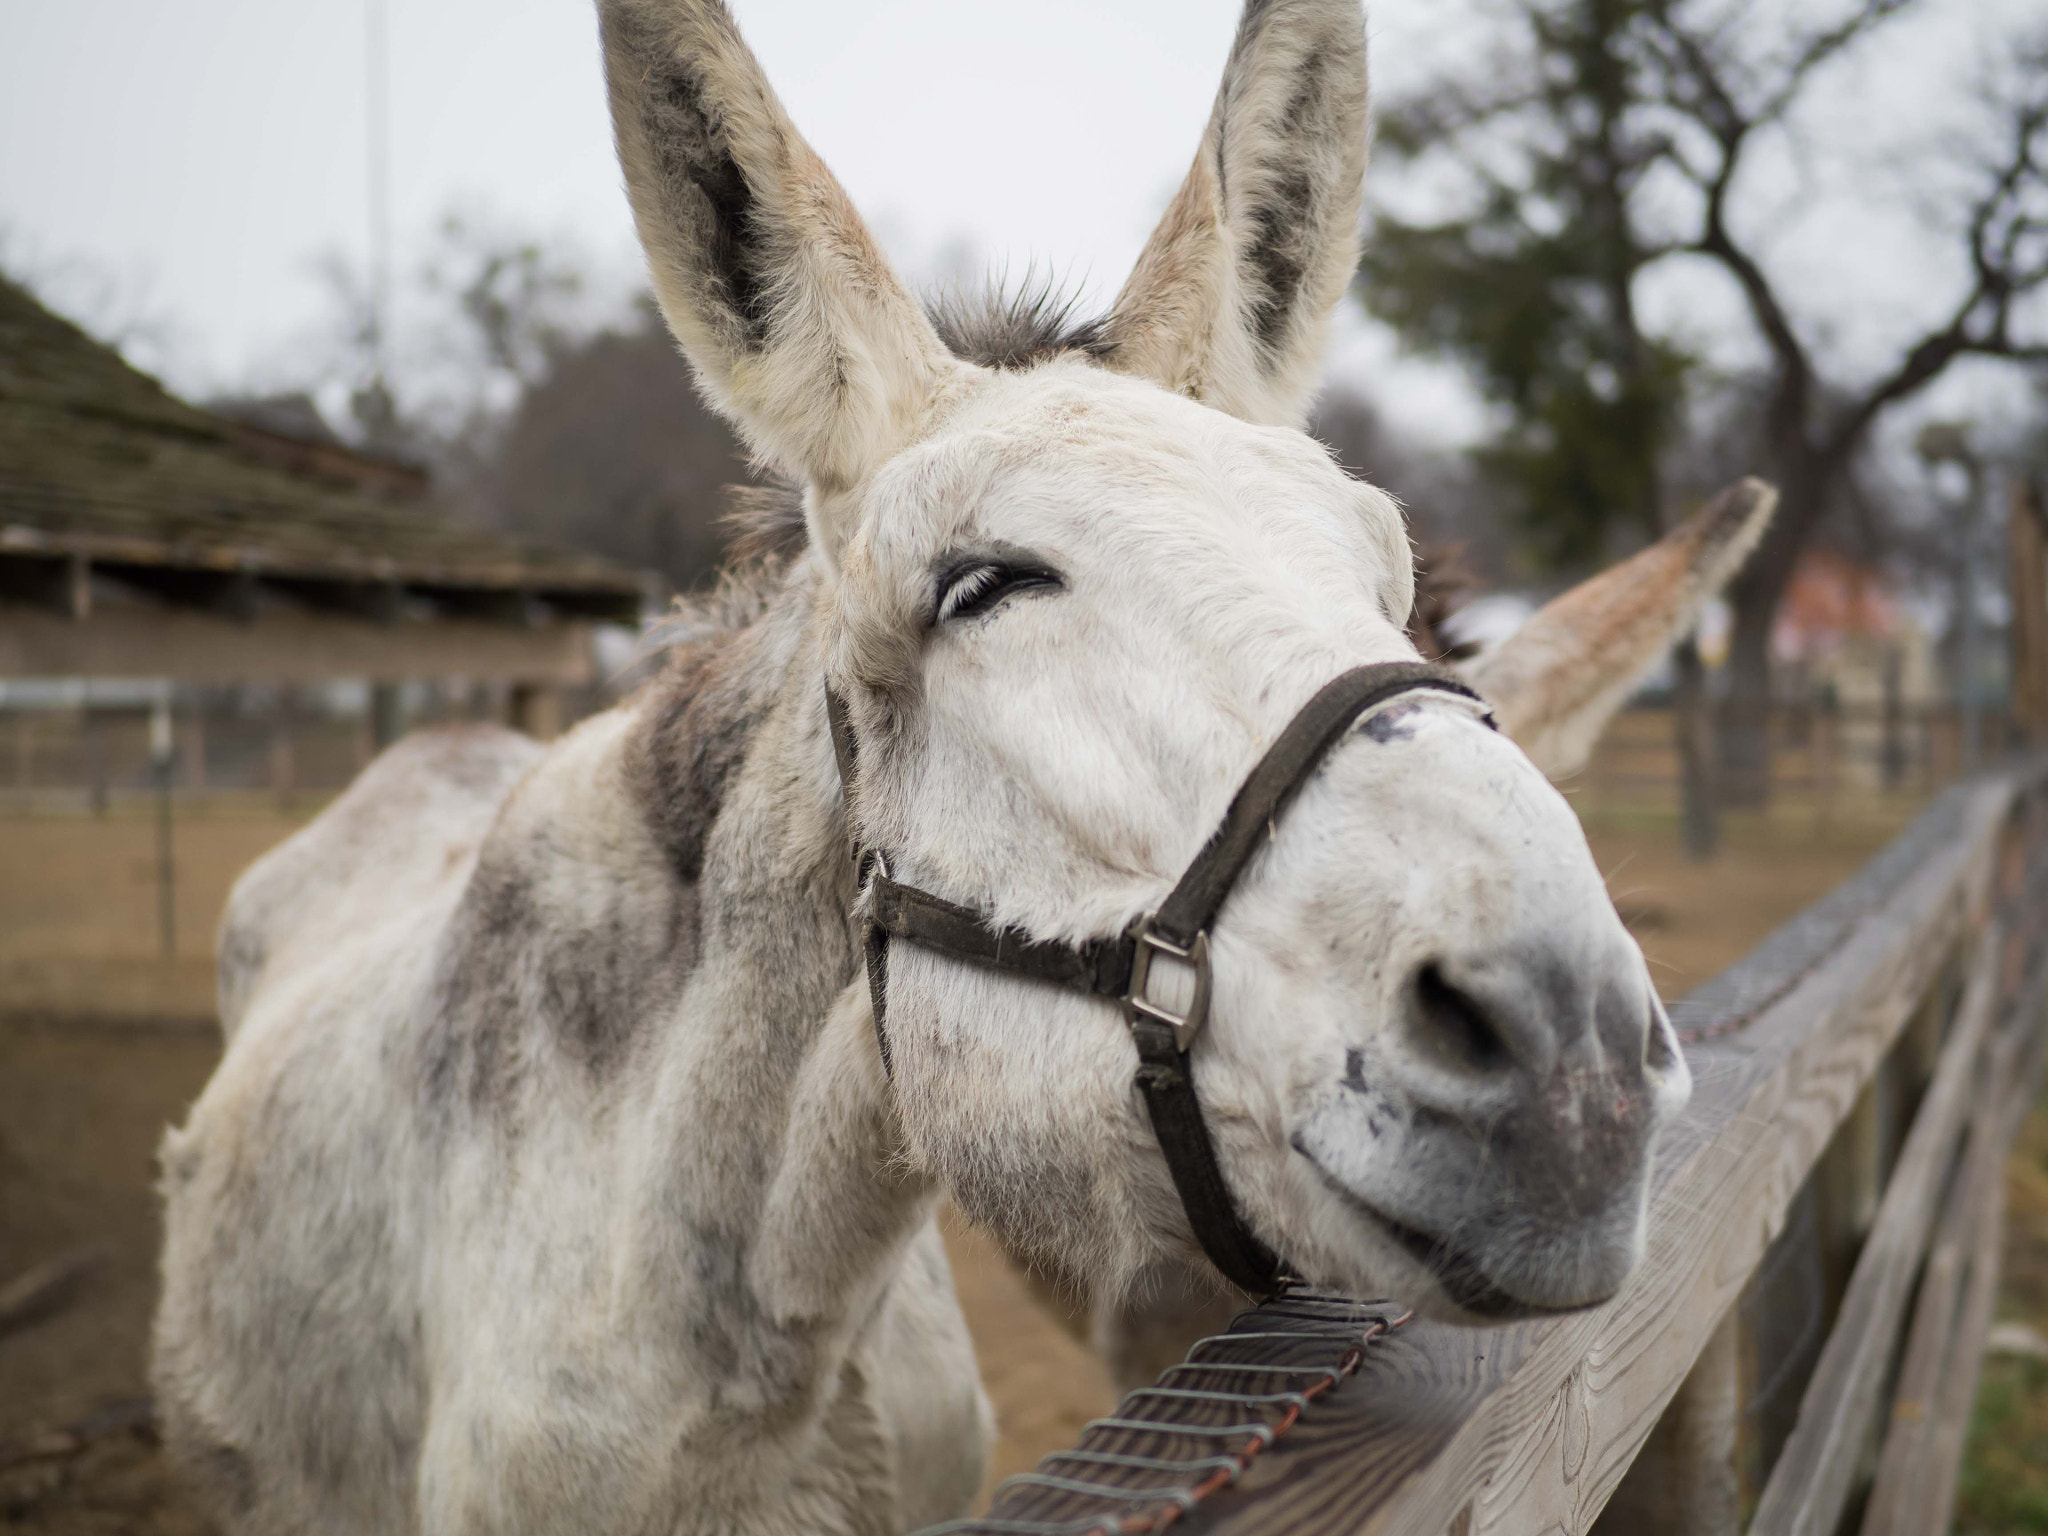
[0, 275, 649, 750]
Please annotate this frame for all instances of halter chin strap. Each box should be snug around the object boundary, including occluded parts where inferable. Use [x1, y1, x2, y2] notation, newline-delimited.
[825, 661, 1494, 1297]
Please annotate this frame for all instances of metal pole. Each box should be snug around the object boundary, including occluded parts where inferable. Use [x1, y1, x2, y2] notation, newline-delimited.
[150, 686, 176, 959]
[364, 0, 393, 401]
[1959, 466, 1984, 775]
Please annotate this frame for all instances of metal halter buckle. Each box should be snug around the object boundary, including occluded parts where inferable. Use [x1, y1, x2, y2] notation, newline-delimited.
[1126, 922, 1212, 1054]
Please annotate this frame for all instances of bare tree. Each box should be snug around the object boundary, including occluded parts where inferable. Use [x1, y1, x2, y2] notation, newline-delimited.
[1363, 0, 2048, 805]
[468, 301, 747, 595]
[274, 212, 747, 591]
[1637, 0, 2048, 798]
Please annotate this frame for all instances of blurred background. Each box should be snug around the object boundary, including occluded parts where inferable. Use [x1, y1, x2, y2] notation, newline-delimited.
[2, 0, 2047, 1529]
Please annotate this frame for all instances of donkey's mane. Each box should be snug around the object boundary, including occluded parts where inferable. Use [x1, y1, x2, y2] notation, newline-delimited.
[696, 278, 1119, 593]
[927, 276, 1113, 372]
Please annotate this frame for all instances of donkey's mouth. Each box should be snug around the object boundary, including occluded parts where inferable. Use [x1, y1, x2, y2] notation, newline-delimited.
[1294, 1145, 1605, 1321]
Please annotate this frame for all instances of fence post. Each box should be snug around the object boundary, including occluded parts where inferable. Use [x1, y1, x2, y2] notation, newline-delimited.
[1592, 1306, 1744, 1536]
[510, 681, 563, 741]
[150, 688, 175, 959]
[2012, 474, 2048, 744]
[180, 705, 207, 795]
[1881, 650, 1907, 792]
[270, 688, 298, 809]
[371, 680, 407, 750]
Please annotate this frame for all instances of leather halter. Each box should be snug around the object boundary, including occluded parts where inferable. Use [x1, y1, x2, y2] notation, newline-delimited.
[825, 661, 1493, 1296]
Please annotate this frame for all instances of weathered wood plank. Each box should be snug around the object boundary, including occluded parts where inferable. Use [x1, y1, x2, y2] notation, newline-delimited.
[0, 600, 597, 682]
[1910, 1095, 2016, 1535]
[1186, 774, 2022, 1536]
[1868, 977, 2048, 1536]
[1589, 1304, 1743, 1536]
[1859, 1053, 2002, 1536]
[1746, 917, 2005, 1536]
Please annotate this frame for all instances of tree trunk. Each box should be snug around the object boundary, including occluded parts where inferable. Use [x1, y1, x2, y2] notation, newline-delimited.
[1673, 633, 1718, 860]
[1718, 583, 1776, 809]
[1717, 453, 1830, 808]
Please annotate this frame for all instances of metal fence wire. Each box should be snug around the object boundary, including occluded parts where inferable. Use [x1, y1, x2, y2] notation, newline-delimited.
[913, 1290, 1408, 1536]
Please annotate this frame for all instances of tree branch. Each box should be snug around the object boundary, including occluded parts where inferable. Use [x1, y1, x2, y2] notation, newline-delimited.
[1824, 73, 2048, 458]
[1755, 0, 1917, 124]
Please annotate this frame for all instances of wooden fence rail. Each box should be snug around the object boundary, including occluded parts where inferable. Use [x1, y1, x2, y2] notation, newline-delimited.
[942, 755, 2048, 1536]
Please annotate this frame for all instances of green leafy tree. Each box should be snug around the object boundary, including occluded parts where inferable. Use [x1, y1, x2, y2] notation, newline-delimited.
[1364, 0, 1689, 565]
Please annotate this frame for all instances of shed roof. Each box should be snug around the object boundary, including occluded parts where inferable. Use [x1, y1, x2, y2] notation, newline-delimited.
[0, 277, 646, 622]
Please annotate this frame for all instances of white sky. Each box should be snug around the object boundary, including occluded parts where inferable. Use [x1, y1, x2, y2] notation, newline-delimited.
[0, 0, 2039, 451]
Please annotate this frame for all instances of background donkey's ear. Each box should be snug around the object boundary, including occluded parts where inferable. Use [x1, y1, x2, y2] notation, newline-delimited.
[598, 0, 962, 553]
[1098, 0, 1368, 427]
[1460, 479, 1778, 779]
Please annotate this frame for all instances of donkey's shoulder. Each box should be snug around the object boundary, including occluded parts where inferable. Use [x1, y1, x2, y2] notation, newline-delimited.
[217, 723, 541, 1038]
[413, 701, 709, 1118]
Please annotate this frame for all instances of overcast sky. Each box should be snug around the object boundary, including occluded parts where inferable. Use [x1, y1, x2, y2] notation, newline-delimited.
[1, 0, 2039, 449]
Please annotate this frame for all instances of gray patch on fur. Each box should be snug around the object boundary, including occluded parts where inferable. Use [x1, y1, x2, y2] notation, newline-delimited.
[628, 622, 780, 884]
[418, 841, 695, 1112]
[1361, 704, 1422, 744]
[606, 6, 770, 350]
[214, 920, 267, 1032]
[1243, 165, 1316, 359]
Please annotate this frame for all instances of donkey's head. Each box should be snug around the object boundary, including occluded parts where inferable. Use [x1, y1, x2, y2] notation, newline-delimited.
[600, 0, 1770, 1319]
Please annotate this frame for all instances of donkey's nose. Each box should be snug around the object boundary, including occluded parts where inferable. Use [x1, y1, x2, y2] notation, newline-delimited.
[1389, 946, 1671, 1110]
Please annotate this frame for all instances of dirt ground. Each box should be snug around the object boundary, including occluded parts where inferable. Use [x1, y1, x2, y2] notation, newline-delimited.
[1, 799, 2040, 1530]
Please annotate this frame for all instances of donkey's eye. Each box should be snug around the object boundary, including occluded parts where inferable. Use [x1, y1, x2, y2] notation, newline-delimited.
[933, 559, 1063, 625]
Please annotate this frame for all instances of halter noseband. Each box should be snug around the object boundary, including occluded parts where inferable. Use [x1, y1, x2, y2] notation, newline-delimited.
[825, 661, 1494, 1296]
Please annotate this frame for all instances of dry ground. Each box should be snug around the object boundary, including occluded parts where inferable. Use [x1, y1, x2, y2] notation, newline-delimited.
[1, 798, 2040, 1531]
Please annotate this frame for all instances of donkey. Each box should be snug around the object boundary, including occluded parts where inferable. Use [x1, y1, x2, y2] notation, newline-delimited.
[152, 1, 1772, 1532]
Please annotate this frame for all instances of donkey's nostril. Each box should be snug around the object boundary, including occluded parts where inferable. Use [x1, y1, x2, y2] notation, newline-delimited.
[1643, 998, 1681, 1075]
[1411, 962, 1513, 1077]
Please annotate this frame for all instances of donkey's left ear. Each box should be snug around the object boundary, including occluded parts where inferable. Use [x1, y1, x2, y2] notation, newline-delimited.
[1099, 0, 1368, 427]
[1461, 479, 1778, 779]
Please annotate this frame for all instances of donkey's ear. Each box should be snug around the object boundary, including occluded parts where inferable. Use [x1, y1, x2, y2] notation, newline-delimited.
[1461, 479, 1778, 779]
[1098, 0, 1368, 427]
[598, 0, 962, 553]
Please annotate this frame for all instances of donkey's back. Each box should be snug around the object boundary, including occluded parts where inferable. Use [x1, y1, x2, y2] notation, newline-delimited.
[156, 724, 540, 1530]
[214, 724, 540, 1038]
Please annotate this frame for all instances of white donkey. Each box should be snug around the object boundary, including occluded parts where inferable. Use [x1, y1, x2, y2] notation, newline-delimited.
[153, 1, 1772, 1532]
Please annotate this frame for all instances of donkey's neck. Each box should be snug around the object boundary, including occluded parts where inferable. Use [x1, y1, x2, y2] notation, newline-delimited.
[611, 564, 935, 1417]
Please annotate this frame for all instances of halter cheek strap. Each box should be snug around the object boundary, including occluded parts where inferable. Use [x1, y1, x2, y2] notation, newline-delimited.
[826, 661, 1494, 1297]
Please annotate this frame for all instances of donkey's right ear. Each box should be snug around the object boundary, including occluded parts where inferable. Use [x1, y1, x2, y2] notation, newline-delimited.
[598, 0, 964, 558]
[1098, 0, 1369, 428]
[1460, 478, 1777, 778]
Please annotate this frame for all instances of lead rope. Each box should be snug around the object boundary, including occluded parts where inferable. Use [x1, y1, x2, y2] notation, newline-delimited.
[822, 663, 1493, 1298]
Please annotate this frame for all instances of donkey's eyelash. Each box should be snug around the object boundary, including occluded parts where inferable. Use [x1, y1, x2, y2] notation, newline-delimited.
[933, 560, 1063, 625]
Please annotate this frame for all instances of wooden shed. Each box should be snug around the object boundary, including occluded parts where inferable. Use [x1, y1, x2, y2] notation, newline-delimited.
[0, 277, 648, 739]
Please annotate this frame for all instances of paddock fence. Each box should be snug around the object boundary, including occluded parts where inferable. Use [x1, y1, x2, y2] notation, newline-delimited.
[0, 682, 617, 814]
[1575, 702, 2014, 822]
[932, 752, 2048, 1536]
